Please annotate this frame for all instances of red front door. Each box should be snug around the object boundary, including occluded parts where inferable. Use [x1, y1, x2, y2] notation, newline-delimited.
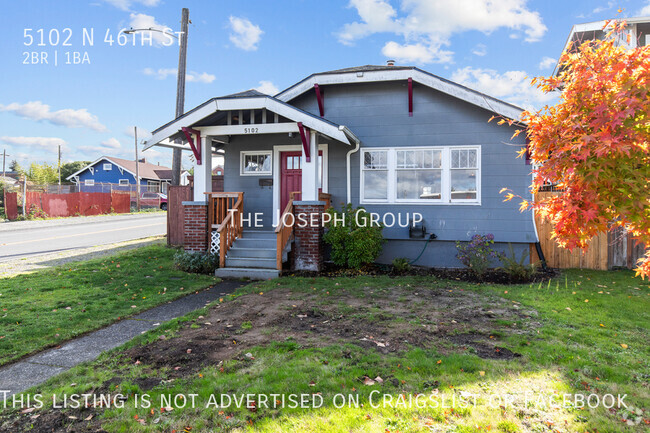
[281, 152, 302, 211]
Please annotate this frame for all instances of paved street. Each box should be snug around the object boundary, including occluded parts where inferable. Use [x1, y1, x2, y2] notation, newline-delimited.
[0, 213, 167, 263]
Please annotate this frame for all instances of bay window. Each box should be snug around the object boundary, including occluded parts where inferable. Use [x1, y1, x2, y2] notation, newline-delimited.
[360, 146, 480, 204]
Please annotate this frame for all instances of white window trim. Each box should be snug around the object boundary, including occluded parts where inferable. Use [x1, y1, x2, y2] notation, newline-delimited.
[103, 163, 112, 171]
[84, 179, 95, 186]
[119, 179, 129, 186]
[240, 151, 273, 176]
[360, 145, 481, 205]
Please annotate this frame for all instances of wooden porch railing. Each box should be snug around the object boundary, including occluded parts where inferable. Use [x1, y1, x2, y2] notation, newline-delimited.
[275, 191, 300, 270]
[206, 192, 244, 268]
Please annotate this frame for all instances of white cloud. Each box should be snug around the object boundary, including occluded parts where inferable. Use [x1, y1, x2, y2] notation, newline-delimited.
[143, 68, 216, 83]
[381, 41, 452, 64]
[451, 67, 557, 110]
[128, 13, 174, 46]
[0, 136, 67, 153]
[254, 80, 279, 95]
[0, 101, 106, 132]
[103, 0, 160, 11]
[338, 0, 547, 64]
[592, 1, 614, 14]
[101, 138, 122, 150]
[538, 56, 557, 69]
[228, 16, 263, 51]
[639, 1, 650, 15]
[472, 43, 487, 56]
[186, 72, 216, 84]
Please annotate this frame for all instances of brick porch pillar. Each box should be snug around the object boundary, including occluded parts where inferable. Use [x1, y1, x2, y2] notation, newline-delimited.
[292, 201, 325, 272]
[183, 201, 208, 252]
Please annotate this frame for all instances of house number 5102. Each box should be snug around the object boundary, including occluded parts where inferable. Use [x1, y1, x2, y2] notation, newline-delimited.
[243, 127, 259, 134]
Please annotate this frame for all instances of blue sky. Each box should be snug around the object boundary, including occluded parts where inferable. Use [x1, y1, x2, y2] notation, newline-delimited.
[0, 0, 648, 169]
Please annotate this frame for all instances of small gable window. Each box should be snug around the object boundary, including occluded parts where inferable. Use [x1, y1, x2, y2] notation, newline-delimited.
[103, 163, 112, 171]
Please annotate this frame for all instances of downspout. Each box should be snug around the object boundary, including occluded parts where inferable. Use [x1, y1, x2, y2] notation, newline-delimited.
[340, 125, 360, 204]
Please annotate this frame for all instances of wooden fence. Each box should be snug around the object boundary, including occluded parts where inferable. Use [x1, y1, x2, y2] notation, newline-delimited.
[532, 191, 645, 270]
[167, 185, 192, 246]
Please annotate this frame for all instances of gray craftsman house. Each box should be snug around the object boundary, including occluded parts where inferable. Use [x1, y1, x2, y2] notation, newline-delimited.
[144, 64, 537, 279]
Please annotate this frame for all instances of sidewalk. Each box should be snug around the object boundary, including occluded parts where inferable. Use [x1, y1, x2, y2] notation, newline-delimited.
[0, 279, 245, 399]
[0, 211, 165, 232]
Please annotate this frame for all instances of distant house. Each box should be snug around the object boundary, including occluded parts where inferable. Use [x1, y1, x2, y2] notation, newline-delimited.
[66, 156, 188, 193]
[556, 15, 650, 73]
[0, 171, 21, 188]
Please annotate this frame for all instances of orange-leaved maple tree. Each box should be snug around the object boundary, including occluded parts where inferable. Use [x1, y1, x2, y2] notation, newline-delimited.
[500, 20, 650, 277]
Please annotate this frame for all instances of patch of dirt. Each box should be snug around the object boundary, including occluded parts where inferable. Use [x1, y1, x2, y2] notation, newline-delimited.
[124, 284, 532, 378]
[2, 282, 538, 432]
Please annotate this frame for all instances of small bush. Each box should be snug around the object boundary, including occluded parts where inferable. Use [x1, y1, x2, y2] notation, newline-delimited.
[499, 243, 537, 280]
[456, 233, 499, 277]
[392, 257, 411, 274]
[323, 204, 384, 269]
[173, 250, 219, 274]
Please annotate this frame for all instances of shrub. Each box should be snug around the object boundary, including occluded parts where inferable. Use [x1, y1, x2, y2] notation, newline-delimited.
[27, 204, 48, 220]
[392, 257, 411, 274]
[499, 243, 537, 280]
[173, 250, 219, 274]
[323, 204, 384, 269]
[456, 233, 499, 276]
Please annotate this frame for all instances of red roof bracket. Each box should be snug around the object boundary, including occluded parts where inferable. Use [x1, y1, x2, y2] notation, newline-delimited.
[314, 84, 324, 117]
[408, 77, 413, 117]
[297, 122, 311, 162]
[181, 127, 202, 165]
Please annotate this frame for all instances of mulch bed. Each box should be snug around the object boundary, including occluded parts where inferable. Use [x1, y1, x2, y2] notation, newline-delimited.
[289, 261, 558, 284]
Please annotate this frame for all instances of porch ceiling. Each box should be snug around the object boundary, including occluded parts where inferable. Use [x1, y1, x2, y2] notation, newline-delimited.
[143, 95, 359, 151]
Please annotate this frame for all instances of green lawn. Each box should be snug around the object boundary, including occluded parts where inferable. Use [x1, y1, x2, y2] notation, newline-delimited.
[2, 269, 648, 432]
[0, 244, 217, 365]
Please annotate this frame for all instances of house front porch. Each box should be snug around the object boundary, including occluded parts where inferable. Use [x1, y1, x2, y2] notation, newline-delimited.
[143, 90, 356, 279]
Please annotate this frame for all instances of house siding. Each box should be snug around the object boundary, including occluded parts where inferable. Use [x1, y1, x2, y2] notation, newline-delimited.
[290, 81, 536, 266]
[222, 80, 536, 267]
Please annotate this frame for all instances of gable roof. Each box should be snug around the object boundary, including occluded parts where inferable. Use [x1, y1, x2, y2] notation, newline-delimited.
[143, 94, 358, 150]
[66, 156, 173, 181]
[274, 65, 524, 121]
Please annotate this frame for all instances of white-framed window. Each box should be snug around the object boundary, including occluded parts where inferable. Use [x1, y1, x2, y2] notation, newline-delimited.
[119, 179, 129, 186]
[84, 179, 95, 186]
[103, 163, 112, 171]
[360, 146, 480, 205]
[147, 180, 159, 192]
[240, 151, 272, 175]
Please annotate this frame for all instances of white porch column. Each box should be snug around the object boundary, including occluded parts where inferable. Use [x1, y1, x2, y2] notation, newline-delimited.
[301, 130, 319, 201]
[193, 136, 213, 202]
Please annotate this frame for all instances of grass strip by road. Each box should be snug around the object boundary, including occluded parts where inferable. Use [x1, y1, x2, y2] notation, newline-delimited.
[0, 244, 217, 366]
[7, 269, 648, 432]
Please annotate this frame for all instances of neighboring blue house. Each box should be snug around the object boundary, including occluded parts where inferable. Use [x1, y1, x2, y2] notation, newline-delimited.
[142, 64, 538, 277]
[66, 156, 180, 193]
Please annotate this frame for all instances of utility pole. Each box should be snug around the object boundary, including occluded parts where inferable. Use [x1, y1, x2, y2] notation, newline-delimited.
[57, 144, 61, 193]
[171, 7, 189, 186]
[134, 127, 141, 211]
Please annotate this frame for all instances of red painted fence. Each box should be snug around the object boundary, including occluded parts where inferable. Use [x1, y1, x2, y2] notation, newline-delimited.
[7, 191, 131, 220]
[4, 192, 18, 220]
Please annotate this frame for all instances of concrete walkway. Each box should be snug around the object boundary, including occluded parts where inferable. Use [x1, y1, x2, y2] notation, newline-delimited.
[0, 280, 245, 399]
